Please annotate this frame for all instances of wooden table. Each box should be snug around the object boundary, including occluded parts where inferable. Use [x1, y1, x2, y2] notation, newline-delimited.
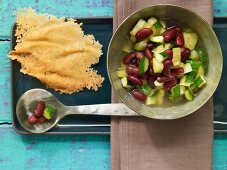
[0, 0, 227, 169]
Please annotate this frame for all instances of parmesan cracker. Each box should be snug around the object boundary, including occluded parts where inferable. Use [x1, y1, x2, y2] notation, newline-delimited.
[9, 8, 104, 94]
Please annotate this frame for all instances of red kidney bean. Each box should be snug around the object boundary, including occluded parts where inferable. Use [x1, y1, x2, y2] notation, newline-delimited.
[149, 68, 154, 76]
[163, 29, 177, 42]
[144, 47, 153, 61]
[134, 51, 144, 60]
[135, 28, 153, 41]
[172, 67, 184, 75]
[180, 47, 191, 62]
[131, 58, 138, 65]
[162, 60, 172, 76]
[28, 115, 38, 124]
[128, 75, 143, 86]
[38, 116, 47, 124]
[34, 101, 45, 117]
[123, 52, 135, 64]
[147, 76, 155, 88]
[175, 31, 184, 47]
[140, 72, 148, 80]
[131, 89, 147, 101]
[146, 42, 155, 49]
[156, 74, 175, 83]
[126, 66, 140, 76]
[164, 78, 177, 91]
[164, 49, 173, 60]
[175, 27, 182, 33]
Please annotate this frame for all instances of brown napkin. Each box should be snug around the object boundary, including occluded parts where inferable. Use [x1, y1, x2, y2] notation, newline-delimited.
[111, 1, 213, 170]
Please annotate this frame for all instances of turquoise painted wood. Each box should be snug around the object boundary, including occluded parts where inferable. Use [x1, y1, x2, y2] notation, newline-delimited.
[0, 126, 110, 170]
[0, 0, 227, 170]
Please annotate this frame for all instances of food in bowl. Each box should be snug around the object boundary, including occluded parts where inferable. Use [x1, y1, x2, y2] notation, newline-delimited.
[28, 101, 56, 124]
[117, 16, 208, 105]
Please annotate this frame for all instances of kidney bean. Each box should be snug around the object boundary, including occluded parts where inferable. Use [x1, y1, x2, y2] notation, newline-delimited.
[180, 47, 191, 62]
[149, 68, 154, 76]
[38, 116, 47, 124]
[140, 72, 148, 80]
[146, 42, 155, 49]
[162, 60, 172, 76]
[156, 74, 175, 83]
[164, 78, 177, 91]
[126, 66, 140, 76]
[131, 89, 147, 101]
[134, 51, 144, 60]
[144, 47, 153, 61]
[175, 27, 182, 33]
[164, 49, 173, 60]
[163, 29, 177, 42]
[34, 101, 45, 117]
[131, 58, 138, 65]
[175, 31, 184, 47]
[28, 115, 38, 124]
[135, 28, 153, 41]
[172, 67, 184, 75]
[123, 52, 135, 64]
[128, 75, 143, 86]
[147, 76, 155, 88]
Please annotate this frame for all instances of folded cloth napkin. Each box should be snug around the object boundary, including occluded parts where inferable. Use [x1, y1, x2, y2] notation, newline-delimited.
[111, 1, 213, 170]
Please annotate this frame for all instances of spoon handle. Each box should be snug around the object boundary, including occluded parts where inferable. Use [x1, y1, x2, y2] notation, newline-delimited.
[62, 103, 139, 117]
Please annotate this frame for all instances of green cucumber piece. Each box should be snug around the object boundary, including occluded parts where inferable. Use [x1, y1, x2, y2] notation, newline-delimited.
[193, 75, 207, 88]
[159, 52, 169, 61]
[157, 89, 165, 104]
[172, 47, 181, 67]
[139, 57, 149, 74]
[146, 95, 158, 105]
[198, 48, 209, 72]
[164, 41, 175, 49]
[196, 65, 205, 77]
[153, 21, 163, 29]
[150, 36, 164, 44]
[121, 77, 133, 89]
[183, 63, 192, 74]
[159, 20, 166, 28]
[117, 69, 127, 78]
[184, 89, 194, 101]
[138, 84, 152, 96]
[180, 75, 194, 86]
[169, 84, 181, 102]
[130, 19, 146, 36]
[180, 85, 186, 95]
[43, 104, 56, 120]
[153, 58, 164, 73]
[147, 17, 158, 26]
[185, 60, 201, 78]
[189, 50, 199, 60]
[183, 32, 198, 50]
[134, 40, 147, 51]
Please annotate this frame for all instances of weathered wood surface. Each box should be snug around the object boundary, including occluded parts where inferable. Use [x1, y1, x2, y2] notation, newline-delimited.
[0, 0, 227, 170]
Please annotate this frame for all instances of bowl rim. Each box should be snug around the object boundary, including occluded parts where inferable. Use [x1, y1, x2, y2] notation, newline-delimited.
[107, 4, 223, 119]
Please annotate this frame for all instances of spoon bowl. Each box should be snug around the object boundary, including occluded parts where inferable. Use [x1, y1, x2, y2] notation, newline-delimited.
[16, 89, 138, 133]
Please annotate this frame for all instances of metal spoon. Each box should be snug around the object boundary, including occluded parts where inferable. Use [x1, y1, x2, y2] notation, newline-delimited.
[16, 89, 138, 133]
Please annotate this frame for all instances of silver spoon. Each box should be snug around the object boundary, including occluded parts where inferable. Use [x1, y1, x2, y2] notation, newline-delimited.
[16, 89, 138, 133]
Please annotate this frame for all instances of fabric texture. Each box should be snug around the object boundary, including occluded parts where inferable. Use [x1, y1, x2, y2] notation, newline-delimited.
[111, 1, 213, 170]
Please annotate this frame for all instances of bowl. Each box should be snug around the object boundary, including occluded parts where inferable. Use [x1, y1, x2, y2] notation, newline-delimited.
[107, 4, 223, 119]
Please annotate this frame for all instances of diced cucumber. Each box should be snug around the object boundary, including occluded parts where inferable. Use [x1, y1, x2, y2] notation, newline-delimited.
[130, 19, 146, 36]
[185, 60, 201, 78]
[172, 47, 181, 67]
[160, 27, 166, 34]
[154, 80, 164, 87]
[180, 62, 185, 68]
[138, 84, 151, 96]
[150, 36, 164, 44]
[184, 89, 194, 101]
[148, 90, 158, 97]
[153, 21, 163, 29]
[164, 41, 175, 49]
[157, 89, 165, 104]
[130, 35, 137, 43]
[121, 77, 133, 89]
[180, 75, 194, 86]
[134, 40, 147, 51]
[152, 45, 166, 54]
[117, 69, 127, 78]
[169, 84, 181, 102]
[183, 63, 192, 74]
[153, 58, 164, 73]
[43, 104, 56, 120]
[183, 32, 198, 50]
[196, 65, 205, 77]
[189, 50, 199, 60]
[139, 57, 149, 74]
[159, 20, 166, 28]
[198, 48, 209, 72]
[180, 85, 186, 95]
[155, 53, 167, 62]
[147, 17, 158, 26]
[193, 75, 207, 88]
[146, 95, 158, 105]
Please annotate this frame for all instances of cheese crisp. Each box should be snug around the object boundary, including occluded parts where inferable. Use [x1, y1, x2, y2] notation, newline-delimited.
[9, 8, 104, 94]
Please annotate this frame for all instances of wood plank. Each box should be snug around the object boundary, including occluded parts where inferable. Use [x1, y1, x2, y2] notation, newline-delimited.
[0, 126, 110, 170]
[0, 0, 113, 36]
[0, 41, 11, 123]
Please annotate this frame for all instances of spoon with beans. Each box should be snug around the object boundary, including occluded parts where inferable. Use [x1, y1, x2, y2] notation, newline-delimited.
[16, 89, 138, 133]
